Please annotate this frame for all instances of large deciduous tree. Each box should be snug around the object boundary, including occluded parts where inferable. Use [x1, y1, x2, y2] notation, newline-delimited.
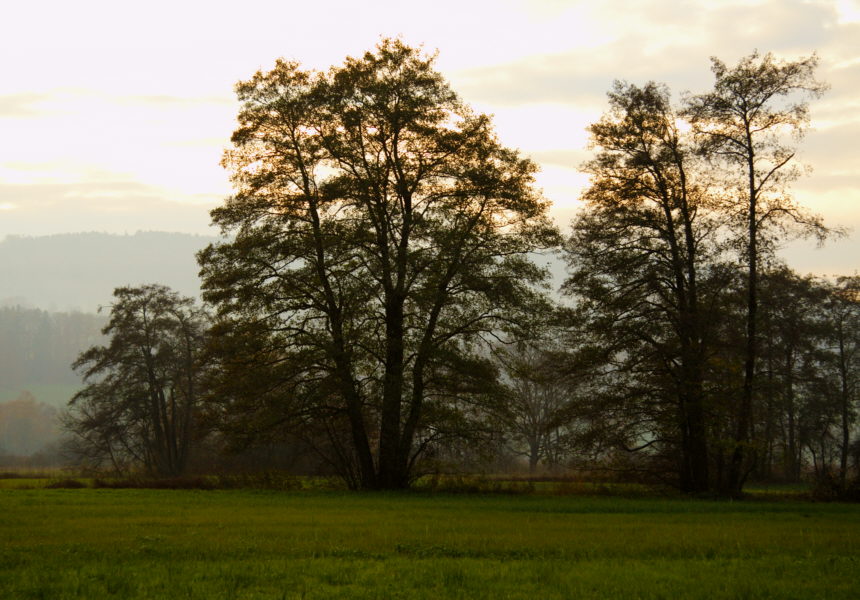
[64, 285, 207, 476]
[683, 51, 828, 495]
[563, 81, 724, 492]
[199, 39, 559, 490]
[564, 53, 830, 495]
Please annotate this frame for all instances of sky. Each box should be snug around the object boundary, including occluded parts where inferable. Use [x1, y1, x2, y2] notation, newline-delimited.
[1, 0, 858, 277]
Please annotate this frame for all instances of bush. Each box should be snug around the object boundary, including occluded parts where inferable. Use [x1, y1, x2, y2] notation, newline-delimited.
[415, 474, 535, 495]
[44, 478, 87, 489]
[811, 473, 860, 502]
[91, 477, 217, 490]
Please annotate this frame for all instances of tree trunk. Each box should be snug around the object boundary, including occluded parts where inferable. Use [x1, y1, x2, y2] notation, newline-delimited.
[684, 383, 710, 493]
[838, 326, 850, 490]
[528, 437, 541, 474]
[726, 146, 759, 497]
[378, 297, 407, 489]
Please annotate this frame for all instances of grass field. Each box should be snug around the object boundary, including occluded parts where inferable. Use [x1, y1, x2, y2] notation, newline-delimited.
[1, 488, 858, 599]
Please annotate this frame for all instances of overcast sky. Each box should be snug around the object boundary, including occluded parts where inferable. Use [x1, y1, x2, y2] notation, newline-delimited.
[1, 0, 858, 276]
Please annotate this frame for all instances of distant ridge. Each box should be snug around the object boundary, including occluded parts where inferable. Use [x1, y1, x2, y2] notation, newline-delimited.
[0, 231, 219, 312]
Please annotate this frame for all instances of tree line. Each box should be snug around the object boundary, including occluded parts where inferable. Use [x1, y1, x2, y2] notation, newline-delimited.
[0, 307, 104, 464]
[0, 306, 104, 396]
[62, 40, 859, 496]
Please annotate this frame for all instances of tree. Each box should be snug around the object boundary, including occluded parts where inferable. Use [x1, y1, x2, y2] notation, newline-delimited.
[755, 267, 829, 482]
[563, 81, 725, 492]
[494, 341, 581, 473]
[199, 39, 559, 490]
[820, 276, 860, 489]
[0, 306, 105, 402]
[683, 51, 828, 495]
[0, 392, 58, 456]
[64, 285, 207, 476]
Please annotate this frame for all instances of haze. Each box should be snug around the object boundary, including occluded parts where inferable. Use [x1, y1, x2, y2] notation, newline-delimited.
[1, 0, 859, 276]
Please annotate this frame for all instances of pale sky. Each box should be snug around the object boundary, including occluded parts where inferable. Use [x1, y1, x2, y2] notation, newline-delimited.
[1, 0, 858, 276]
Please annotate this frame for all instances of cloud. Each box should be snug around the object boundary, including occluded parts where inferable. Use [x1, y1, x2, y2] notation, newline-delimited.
[454, 56, 613, 107]
[116, 94, 234, 106]
[0, 91, 233, 198]
[797, 173, 860, 195]
[695, 0, 836, 53]
[1, 179, 167, 209]
[816, 60, 860, 113]
[527, 149, 590, 170]
[799, 121, 860, 183]
[0, 179, 214, 238]
[0, 0, 855, 276]
[781, 234, 860, 277]
[454, 0, 842, 108]
[0, 93, 50, 117]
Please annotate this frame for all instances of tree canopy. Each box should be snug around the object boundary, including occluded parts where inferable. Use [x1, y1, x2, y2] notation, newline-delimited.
[65, 285, 208, 476]
[562, 52, 835, 494]
[50, 45, 856, 497]
[684, 51, 829, 494]
[199, 39, 559, 489]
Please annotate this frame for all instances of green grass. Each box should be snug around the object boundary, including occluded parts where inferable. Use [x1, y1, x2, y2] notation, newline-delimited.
[2, 489, 858, 598]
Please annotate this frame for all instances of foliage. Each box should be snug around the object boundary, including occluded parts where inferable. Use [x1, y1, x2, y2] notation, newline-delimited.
[63, 284, 208, 476]
[561, 52, 842, 495]
[199, 39, 559, 489]
[0, 306, 104, 405]
[683, 50, 829, 494]
[0, 391, 59, 456]
[823, 276, 860, 489]
[493, 339, 587, 473]
[708, 269, 860, 494]
[562, 80, 727, 492]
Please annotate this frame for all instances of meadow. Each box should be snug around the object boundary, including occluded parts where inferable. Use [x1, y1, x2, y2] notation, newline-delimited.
[1, 484, 859, 599]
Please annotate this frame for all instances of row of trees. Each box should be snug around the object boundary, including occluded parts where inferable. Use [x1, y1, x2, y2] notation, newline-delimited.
[560, 56, 831, 495]
[533, 269, 860, 491]
[63, 41, 858, 495]
[0, 306, 104, 395]
[755, 271, 860, 488]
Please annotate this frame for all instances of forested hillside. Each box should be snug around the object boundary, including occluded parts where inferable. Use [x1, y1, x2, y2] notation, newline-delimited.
[0, 308, 105, 459]
[0, 307, 105, 407]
